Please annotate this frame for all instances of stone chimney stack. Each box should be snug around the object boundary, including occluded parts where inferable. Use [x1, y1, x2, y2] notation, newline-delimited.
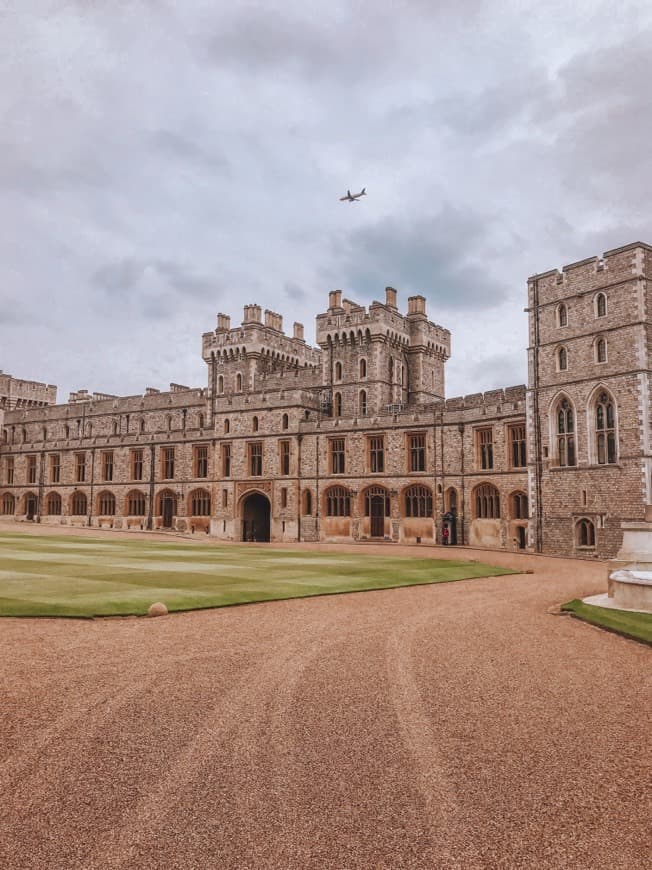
[407, 295, 426, 316]
[328, 290, 343, 309]
[243, 304, 262, 324]
[264, 310, 283, 331]
[216, 313, 231, 332]
[385, 287, 398, 309]
[293, 322, 305, 341]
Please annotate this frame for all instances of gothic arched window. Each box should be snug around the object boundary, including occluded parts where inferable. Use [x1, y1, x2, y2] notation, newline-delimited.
[558, 346, 568, 371]
[595, 292, 607, 317]
[325, 486, 351, 517]
[556, 397, 576, 466]
[404, 485, 432, 518]
[359, 390, 367, 416]
[360, 358, 367, 379]
[596, 338, 607, 363]
[557, 303, 568, 327]
[334, 392, 342, 417]
[474, 483, 500, 519]
[595, 391, 617, 465]
[576, 518, 595, 547]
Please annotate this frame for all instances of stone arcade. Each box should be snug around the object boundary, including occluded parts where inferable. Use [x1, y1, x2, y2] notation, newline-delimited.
[2, 241, 652, 559]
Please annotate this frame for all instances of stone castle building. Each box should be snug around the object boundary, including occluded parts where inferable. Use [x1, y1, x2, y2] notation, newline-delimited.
[1, 241, 651, 559]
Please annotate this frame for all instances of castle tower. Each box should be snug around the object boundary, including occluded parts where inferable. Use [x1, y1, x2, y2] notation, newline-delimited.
[527, 241, 652, 557]
[201, 305, 322, 422]
[314, 287, 450, 417]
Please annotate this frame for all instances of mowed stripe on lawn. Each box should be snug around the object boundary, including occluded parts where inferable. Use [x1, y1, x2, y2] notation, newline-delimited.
[0, 532, 515, 617]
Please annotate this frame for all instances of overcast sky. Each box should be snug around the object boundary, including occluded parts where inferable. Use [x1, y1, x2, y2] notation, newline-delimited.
[2, 0, 652, 402]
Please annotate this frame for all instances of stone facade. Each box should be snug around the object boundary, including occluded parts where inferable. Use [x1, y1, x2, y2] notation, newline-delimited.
[1, 242, 650, 558]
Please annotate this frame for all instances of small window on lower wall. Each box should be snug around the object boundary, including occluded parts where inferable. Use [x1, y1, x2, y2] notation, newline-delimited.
[303, 489, 313, 516]
[576, 518, 595, 547]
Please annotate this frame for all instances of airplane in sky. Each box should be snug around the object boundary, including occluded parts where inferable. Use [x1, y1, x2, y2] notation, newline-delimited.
[339, 187, 366, 202]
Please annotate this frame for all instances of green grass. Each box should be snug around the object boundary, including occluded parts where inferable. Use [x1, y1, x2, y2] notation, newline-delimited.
[0, 532, 515, 618]
[561, 599, 652, 646]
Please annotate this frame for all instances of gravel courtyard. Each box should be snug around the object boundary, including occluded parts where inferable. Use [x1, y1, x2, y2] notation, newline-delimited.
[1, 527, 649, 869]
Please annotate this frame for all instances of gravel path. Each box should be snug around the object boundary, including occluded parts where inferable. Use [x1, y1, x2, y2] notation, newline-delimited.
[0, 530, 650, 869]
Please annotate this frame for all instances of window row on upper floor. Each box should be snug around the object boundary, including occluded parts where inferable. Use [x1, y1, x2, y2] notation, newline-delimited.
[2, 411, 206, 445]
[556, 291, 608, 327]
[1, 444, 211, 487]
[555, 337, 610, 372]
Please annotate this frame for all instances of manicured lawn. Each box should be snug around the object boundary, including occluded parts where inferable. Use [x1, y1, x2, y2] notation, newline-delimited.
[562, 599, 652, 646]
[0, 532, 515, 617]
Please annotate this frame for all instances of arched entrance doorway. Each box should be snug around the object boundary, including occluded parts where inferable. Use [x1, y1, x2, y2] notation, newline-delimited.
[242, 492, 271, 542]
[25, 493, 37, 521]
[157, 490, 177, 529]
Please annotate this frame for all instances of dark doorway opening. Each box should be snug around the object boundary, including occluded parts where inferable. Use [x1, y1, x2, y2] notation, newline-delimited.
[370, 495, 385, 538]
[160, 493, 176, 528]
[25, 495, 37, 521]
[242, 492, 271, 542]
[443, 511, 457, 545]
[517, 526, 526, 549]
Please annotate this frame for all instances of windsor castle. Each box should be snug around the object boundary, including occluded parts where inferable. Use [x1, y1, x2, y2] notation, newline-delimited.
[2, 241, 651, 559]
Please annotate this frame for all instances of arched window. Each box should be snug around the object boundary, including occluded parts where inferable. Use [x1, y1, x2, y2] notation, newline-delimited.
[596, 338, 607, 363]
[595, 293, 607, 317]
[64, 424, 70, 439]
[282, 413, 289, 430]
[359, 390, 367, 416]
[218, 375, 224, 394]
[334, 392, 342, 417]
[46, 492, 62, 515]
[474, 483, 500, 519]
[558, 346, 568, 371]
[112, 420, 118, 436]
[224, 418, 230, 434]
[335, 361, 342, 381]
[303, 489, 313, 516]
[509, 491, 528, 519]
[97, 491, 116, 515]
[556, 397, 575, 466]
[595, 391, 617, 464]
[364, 486, 390, 517]
[198, 413, 205, 430]
[42, 426, 47, 441]
[71, 492, 87, 516]
[557, 303, 568, 327]
[126, 490, 146, 516]
[236, 373, 243, 392]
[86, 423, 93, 438]
[252, 415, 259, 432]
[21, 427, 27, 443]
[404, 485, 432, 518]
[1, 493, 15, 515]
[190, 488, 211, 516]
[325, 486, 351, 517]
[360, 358, 367, 379]
[576, 518, 595, 547]
[140, 418, 146, 434]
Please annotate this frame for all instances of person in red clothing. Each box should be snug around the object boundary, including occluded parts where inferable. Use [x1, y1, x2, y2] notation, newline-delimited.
[442, 526, 450, 545]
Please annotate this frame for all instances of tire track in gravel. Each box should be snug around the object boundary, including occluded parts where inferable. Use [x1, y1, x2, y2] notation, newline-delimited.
[384, 611, 483, 870]
[84, 610, 343, 870]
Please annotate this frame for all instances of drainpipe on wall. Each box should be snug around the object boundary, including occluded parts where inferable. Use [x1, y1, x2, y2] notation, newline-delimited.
[458, 423, 465, 545]
[147, 444, 155, 531]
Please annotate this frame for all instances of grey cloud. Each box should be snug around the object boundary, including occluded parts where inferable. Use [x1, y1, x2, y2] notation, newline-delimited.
[149, 130, 230, 173]
[330, 207, 510, 309]
[284, 281, 307, 301]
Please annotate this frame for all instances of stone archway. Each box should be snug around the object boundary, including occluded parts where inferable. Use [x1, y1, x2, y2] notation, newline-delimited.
[241, 492, 271, 542]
